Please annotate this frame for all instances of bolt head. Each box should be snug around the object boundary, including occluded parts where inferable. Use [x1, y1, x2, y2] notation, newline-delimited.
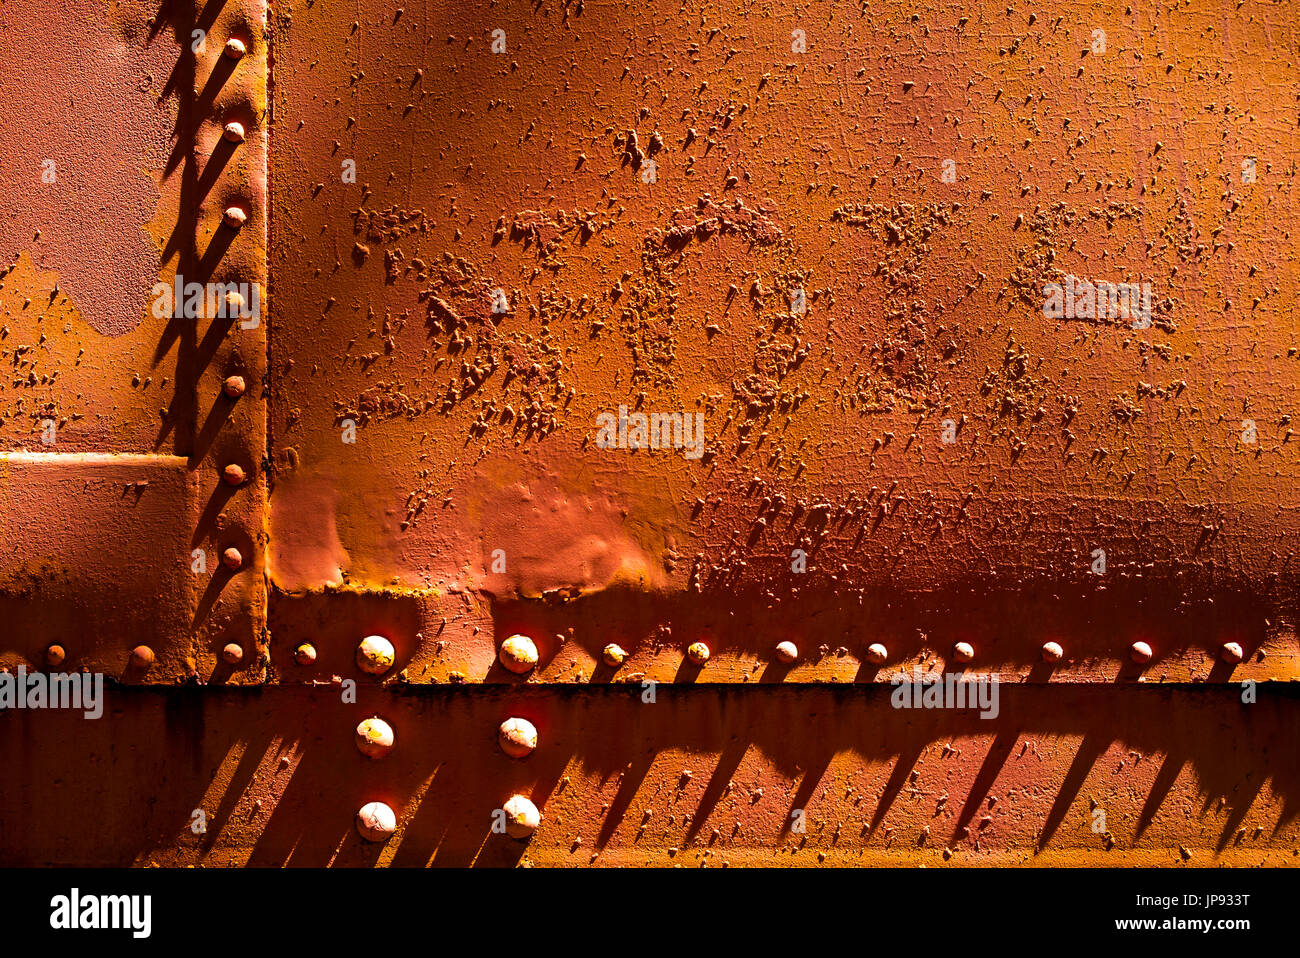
[498, 717, 538, 758]
[503, 794, 540, 839]
[498, 634, 538, 674]
[687, 641, 710, 666]
[222, 463, 246, 486]
[1041, 640, 1064, 662]
[1220, 641, 1244, 664]
[223, 206, 248, 229]
[223, 37, 247, 59]
[223, 121, 246, 143]
[774, 641, 798, 664]
[294, 643, 317, 665]
[356, 717, 395, 758]
[1130, 640, 1154, 664]
[865, 642, 888, 664]
[222, 375, 246, 398]
[221, 546, 243, 570]
[130, 645, 155, 669]
[355, 801, 396, 842]
[221, 642, 243, 665]
[602, 643, 626, 667]
[356, 635, 395, 675]
[45, 644, 66, 668]
[952, 641, 975, 663]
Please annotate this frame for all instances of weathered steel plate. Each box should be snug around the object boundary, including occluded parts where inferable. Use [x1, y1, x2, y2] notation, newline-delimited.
[267, 0, 1300, 683]
[0, 0, 270, 682]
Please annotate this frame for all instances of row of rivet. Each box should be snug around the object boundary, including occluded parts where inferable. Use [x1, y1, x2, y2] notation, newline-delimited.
[332, 630, 1242, 845]
[212, 29, 253, 671]
[44, 634, 1241, 678]
[340, 637, 1242, 847]
[296, 633, 1248, 677]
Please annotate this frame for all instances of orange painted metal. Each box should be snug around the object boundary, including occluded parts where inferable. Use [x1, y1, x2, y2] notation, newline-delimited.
[0, 0, 269, 683]
[0, 0, 1297, 867]
[0, 684, 1296, 866]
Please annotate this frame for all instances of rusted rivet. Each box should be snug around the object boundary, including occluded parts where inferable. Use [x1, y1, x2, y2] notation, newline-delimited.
[952, 641, 974, 663]
[498, 717, 538, 758]
[294, 642, 317, 665]
[503, 794, 540, 839]
[356, 717, 394, 758]
[221, 642, 243, 665]
[1041, 641, 1064, 662]
[687, 641, 710, 666]
[499, 634, 538, 674]
[355, 801, 396, 842]
[223, 374, 246, 398]
[774, 641, 798, 664]
[1220, 641, 1244, 664]
[602, 643, 626, 667]
[45, 644, 66, 668]
[222, 463, 246, 486]
[223, 206, 248, 229]
[224, 37, 247, 59]
[1130, 640, 1154, 664]
[865, 642, 888, 664]
[130, 645, 155, 669]
[356, 635, 395, 675]
[223, 121, 246, 143]
[223, 289, 245, 314]
[221, 546, 243, 570]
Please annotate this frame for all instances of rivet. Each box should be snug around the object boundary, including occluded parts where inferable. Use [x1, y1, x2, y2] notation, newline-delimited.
[221, 643, 243, 665]
[355, 801, 396, 842]
[865, 643, 888, 664]
[355, 717, 394, 758]
[502, 794, 540, 839]
[45, 644, 66, 668]
[223, 289, 245, 313]
[223, 121, 246, 143]
[1041, 641, 1064, 662]
[602, 643, 626, 667]
[221, 546, 243, 570]
[1220, 641, 1244, 664]
[223, 206, 248, 229]
[356, 634, 395, 675]
[294, 642, 317, 665]
[952, 641, 974, 663]
[222, 463, 246, 486]
[687, 641, 710, 666]
[1130, 640, 1153, 664]
[774, 641, 798, 664]
[223, 37, 247, 59]
[498, 634, 538, 674]
[223, 375, 246, 398]
[130, 645, 155, 669]
[498, 717, 538, 758]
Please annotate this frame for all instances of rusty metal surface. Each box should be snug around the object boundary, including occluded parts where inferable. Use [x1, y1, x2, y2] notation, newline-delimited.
[0, 0, 1297, 869]
[267, 0, 1300, 683]
[0, 0, 269, 682]
[2, 684, 1296, 866]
